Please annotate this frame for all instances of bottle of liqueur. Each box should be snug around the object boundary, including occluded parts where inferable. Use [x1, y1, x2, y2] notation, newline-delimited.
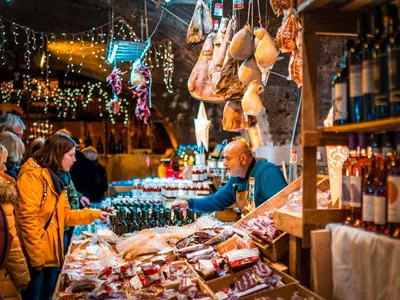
[96, 136, 104, 154]
[151, 209, 162, 228]
[388, 132, 400, 238]
[332, 42, 351, 125]
[349, 14, 368, 123]
[185, 209, 195, 225]
[163, 208, 172, 226]
[362, 136, 382, 231]
[108, 131, 116, 154]
[128, 210, 141, 232]
[389, 5, 400, 116]
[342, 133, 358, 211]
[86, 131, 93, 147]
[374, 5, 392, 119]
[362, 10, 381, 121]
[351, 133, 371, 227]
[140, 208, 151, 230]
[117, 133, 125, 154]
[375, 159, 389, 235]
[172, 207, 183, 226]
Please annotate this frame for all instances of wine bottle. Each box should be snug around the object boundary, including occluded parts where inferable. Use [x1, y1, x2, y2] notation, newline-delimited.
[349, 14, 367, 123]
[163, 208, 172, 226]
[362, 139, 381, 232]
[374, 6, 392, 119]
[185, 209, 194, 225]
[86, 131, 93, 147]
[362, 10, 381, 121]
[140, 209, 151, 229]
[117, 133, 125, 154]
[96, 136, 104, 154]
[389, 5, 400, 116]
[374, 162, 389, 235]
[108, 131, 116, 154]
[351, 133, 371, 227]
[388, 131, 400, 238]
[341, 133, 358, 211]
[332, 43, 351, 125]
[129, 210, 141, 232]
[172, 207, 183, 226]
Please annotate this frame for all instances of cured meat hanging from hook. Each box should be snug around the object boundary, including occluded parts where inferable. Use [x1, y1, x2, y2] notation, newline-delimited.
[186, 0, 214, 45]
[275, 9, 300, 53]
[208, 17, 229, 81]
[213, 18, 236, 68]
[222, 101, 257, 132]
[242, 80, 266, 118]
[270, 0, 292, 17]
[188, 33, 225, 102]
[254, 27, 280, 85]
[288, 30, 303, 87]
[238, 57, 262, 87]
[229, 23, 254, 61]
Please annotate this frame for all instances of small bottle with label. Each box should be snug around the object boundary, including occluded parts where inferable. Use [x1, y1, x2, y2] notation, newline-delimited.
[388, 131, 400, 238]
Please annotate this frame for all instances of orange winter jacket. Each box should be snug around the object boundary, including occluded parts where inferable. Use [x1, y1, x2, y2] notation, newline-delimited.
[0, 172, 30, 300]
[16, 158, 101, 268]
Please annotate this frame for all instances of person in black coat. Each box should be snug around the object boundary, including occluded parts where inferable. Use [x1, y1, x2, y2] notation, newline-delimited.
[81, 147, 108, 203]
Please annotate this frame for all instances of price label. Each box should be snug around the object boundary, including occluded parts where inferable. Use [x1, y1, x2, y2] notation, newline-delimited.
[233, 0, 244, 10]
[214, 3, 223, 16]
[213, 19, 219, 31]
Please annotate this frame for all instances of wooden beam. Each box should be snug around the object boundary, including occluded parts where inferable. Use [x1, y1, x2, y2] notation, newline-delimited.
[303, 208, 348, 224]
[302, 131, 348, 146]
[311, 229, 333, 299]
[302, 11, 358, 36]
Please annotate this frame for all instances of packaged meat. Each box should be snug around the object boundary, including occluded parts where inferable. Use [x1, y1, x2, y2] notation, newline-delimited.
[186, 246, 215, 260]
[276, 9, 300, 53]
[270, 0, 292, 17]
[178, 244, 206, 256]
[197, 258, 223, 279]
[204, 228, 233, 246]
[215, 288, 239, 300]
[234, 271, 258, 292]
[252, 262, 273, 281]
[225, 249, 260, 272]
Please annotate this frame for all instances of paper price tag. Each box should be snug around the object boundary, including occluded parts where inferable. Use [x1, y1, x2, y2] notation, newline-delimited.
[233, 0, 244, 10]
[214, 3, 223, 16]
[213, 19, 219, 31]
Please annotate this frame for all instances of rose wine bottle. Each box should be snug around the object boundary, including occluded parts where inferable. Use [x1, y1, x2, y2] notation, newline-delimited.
[388, 132, 400, 238]
[351, 133, 371, 227]
[342, 133, 358, 211]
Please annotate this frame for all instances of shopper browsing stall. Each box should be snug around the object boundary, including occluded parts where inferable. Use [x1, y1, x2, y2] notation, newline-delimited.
[172, 140, 287, 214]
[16, 134, 113, 300]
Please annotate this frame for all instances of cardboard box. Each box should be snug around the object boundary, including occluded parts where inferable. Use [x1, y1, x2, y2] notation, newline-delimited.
[241, 283, 324, 300]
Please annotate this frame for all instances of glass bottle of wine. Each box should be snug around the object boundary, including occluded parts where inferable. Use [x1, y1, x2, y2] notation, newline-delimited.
[349, 13, 368, 123]
[96, 136, 104, 154]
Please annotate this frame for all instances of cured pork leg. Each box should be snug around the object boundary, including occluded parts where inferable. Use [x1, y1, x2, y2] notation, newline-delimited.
[188, 33, 225, 103]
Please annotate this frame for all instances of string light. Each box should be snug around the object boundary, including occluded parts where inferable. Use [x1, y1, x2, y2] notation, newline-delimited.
[28, 120, 54, 140]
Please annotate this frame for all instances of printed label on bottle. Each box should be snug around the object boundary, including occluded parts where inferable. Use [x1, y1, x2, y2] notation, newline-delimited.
[334, 83, 348, 121]
[374, 195, 387, 225]
[388, 175, 400, 223]
[350, 176, 362, 208]
[233, 0, 244, 10]
[362, 194, 375, 222]
[390, 47, 400, 103]
[374, 54, 389, 106]
[341, 176, 351, 207]
[362, 60, 375, 95]
[350, 65, 362, 97]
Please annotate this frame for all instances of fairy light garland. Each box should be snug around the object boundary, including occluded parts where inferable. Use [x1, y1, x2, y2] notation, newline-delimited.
[143, 40, 174, 94]
[28, 120, 54, 140]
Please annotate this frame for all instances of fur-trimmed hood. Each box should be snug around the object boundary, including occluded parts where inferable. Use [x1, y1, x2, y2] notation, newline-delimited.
[0, 172, 18, 204]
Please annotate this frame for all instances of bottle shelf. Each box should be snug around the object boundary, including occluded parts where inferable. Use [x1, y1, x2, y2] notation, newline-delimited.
[298, 0, 388, 13]
[321, 117, 400, 134]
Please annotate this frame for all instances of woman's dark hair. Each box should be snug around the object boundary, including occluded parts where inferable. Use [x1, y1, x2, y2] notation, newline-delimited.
[33, 133, 76, 172]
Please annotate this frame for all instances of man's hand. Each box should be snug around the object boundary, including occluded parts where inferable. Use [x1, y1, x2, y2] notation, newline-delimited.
[80, 196, 90, 207]
[99, 211, 115, 222]
[171, 201, 189, 212]
[34, 265, 44, 272]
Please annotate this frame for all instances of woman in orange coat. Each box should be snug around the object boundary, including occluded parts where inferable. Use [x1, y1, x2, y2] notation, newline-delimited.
[16, 134, 113, 300]
[0, 144, 30, 300]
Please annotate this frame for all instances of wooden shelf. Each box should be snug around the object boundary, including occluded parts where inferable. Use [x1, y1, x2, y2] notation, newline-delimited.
[298, 0, 388, 13]
[321, 117, 400, 133]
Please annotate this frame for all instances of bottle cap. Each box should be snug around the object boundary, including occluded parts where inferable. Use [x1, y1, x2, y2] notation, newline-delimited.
[249, 177, 255, 183]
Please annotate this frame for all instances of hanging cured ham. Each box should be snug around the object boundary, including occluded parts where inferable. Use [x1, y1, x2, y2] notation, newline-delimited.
[270, 0, 292, 17]
[242, 80, 265, 117]
[222, 101, 257, 132]
[238, 57, 262, 87]
[208, 18, 229, 81]
[229, 23, 253, 61]
[214, 18, 236, 68]
[188, 33, 225, 103]
[276, 9, 299, 53]
[186, 0, 214, 45]
[254, 27, 280, 85]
